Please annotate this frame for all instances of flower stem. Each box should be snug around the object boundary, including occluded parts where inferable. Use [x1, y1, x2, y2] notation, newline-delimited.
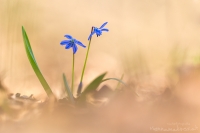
[80, 38, 92, 82]
[77, 27, 94, 95]
[71, 53, 75, 93]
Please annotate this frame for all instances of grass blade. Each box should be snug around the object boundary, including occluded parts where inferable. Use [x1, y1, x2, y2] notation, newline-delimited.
[63, 73, 74, 103]
[22, 26, 54, 97]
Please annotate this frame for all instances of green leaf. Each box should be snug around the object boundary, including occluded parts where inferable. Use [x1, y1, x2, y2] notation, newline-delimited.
[63, 73, 74, 103]
[115, 74, 124, 90]
[101, 77, 126, 88]
[22, 26, 54, 97]
[78, 72, 107, 100]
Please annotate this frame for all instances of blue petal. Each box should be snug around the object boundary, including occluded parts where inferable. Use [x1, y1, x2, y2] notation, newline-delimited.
[73, 44, 78, 54]
[88, 32, 95, 40]
[101, 28, 109, 32]
[95, 29, 102, 36]
[65, 43, 72, 49]
[64, 35, 73, 39]
[60, 40, 70, 45]
[76, 40, 86, 48]
[99, 22, 108, 29]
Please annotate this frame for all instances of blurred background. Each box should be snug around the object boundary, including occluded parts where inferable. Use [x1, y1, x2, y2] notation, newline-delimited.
[1, 0, 200, 98]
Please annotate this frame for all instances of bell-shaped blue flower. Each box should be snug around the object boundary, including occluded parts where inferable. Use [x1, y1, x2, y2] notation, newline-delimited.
[88, 22, 109, 40]
[60, 35, 86, 54]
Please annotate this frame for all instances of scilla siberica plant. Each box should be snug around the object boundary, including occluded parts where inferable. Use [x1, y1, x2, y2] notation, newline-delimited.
[60, 35, 86, 93]
[22, 22, 125, 104]
[77, 22, 109, 96]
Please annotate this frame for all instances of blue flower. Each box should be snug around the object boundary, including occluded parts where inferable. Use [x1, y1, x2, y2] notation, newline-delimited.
[60, 35, 86, 54]
[88, 22, 109, 40]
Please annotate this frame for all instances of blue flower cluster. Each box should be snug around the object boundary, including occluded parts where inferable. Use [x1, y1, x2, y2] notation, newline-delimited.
[60, 22, 109, 54]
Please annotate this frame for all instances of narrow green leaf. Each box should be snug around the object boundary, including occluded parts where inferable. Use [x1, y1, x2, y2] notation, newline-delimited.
[101, 77, 126, 87]
[63, 73, 74, 103]
[101, 77, 139, 96]
[115, 74, 124, 90]
[78, 72, 107, 100]
[22, 26, 54, 97]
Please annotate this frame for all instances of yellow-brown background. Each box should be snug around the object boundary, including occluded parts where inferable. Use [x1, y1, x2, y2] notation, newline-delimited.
[1, 0, 200, 98]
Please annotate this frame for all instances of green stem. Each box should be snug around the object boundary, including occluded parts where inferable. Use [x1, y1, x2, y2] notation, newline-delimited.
[71, 53, 75, 93]
[80, 38, 92, 82]
[77, 27, 94, 95]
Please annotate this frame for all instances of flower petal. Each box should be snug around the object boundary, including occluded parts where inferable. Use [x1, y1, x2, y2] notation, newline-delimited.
[65, 43, 72, 49]
[101, 28, 109, 32]
[64, 35, 73, 39]
[73, 44, 78, 54]
[99, 22, 108, 29]
[88, 31, 95, 40]
[76, 40, 86, 48]
[60, 40, 70, 45]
